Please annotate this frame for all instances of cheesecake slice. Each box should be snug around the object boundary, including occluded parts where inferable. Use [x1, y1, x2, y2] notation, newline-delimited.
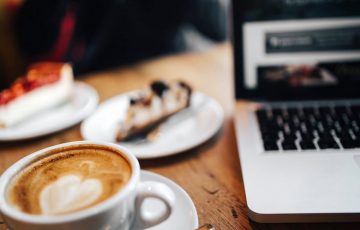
[0, 62, 74, 128]
[116, 80, 192, 142]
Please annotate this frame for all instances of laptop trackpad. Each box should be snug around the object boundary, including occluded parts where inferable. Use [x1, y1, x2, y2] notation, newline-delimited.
[353, 155, 360, 168]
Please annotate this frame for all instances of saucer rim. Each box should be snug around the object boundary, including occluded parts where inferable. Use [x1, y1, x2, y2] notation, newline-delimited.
[139, 170, 199, 230]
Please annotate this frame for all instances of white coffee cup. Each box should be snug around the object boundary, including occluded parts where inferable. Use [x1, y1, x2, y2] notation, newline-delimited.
[0, 141, 175, 230]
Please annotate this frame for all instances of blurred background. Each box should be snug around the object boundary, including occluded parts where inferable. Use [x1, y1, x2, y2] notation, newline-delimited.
[0, 0, 229, 89]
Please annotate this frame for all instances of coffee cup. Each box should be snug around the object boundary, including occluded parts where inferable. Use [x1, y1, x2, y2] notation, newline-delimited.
[0, 141, 175, 230]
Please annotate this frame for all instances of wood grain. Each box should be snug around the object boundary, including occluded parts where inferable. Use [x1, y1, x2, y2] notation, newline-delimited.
[1, 43, 360, 229]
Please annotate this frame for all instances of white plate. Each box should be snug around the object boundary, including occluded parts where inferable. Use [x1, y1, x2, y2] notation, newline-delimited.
[0, 82, 98, 141]
[81, 91, 224, 159]
[134, 170, 198, 230]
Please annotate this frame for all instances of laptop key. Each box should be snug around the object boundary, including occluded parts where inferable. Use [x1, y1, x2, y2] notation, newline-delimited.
[261, 133, 278, 142]
[350, 105, 360, 113]
[317, 140, 340, 149]
[318, 107, 332, 117]
[300, 131, 315, 140]
[341, 139, 360, 149]
[299, 141, 316, 150]
[303, 107, 315, 116]
[261, 130, 280, 140]
[272, 108, 283, 117]
[318, 132, 334, 141]
[263, 141, 279, 151]
[334, 106, 348, 115]
[256, 109, 267, 118]
[282, 141, 297, 150]
[283, 133, 297, 141]
[336, 131, 352, 140]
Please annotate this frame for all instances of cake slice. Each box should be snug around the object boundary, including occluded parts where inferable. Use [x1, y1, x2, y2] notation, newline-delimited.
[116, 80, 192, 142]
[0, 62, 74, 128]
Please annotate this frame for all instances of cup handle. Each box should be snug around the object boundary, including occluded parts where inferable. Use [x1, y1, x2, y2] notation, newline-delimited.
[134, 181, 176, 228]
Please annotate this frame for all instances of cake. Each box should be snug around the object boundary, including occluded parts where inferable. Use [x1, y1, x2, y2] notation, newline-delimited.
[0, 62, 74, 128]
[116, 80, 192, 142]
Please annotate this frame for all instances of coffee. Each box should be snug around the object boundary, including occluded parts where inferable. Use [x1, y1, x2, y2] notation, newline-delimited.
[6, 144, 131, 216]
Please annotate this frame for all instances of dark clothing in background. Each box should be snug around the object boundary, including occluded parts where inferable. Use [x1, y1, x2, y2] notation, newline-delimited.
[13, 0, 227, 76]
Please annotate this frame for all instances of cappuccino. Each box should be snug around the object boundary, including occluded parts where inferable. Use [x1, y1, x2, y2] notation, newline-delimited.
[6, 144, 131, 215]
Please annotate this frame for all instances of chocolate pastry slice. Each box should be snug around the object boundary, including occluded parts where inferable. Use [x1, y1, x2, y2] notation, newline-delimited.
[116, 80, 192, 142]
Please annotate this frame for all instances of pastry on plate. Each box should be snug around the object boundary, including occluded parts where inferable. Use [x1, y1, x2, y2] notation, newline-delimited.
[116, 80, 192, 142]
[0, 62, 74, 128]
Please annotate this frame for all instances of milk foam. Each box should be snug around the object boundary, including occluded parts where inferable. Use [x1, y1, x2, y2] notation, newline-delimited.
[40, 175, 102, 215]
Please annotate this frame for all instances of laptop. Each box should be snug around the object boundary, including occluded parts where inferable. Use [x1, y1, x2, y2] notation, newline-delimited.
[232, 0, 360, 223]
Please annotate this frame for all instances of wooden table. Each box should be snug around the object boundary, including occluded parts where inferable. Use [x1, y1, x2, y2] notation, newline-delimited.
[1, 43, 360, 230]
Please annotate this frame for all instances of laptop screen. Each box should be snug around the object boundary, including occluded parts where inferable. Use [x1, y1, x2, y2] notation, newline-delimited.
[232, 0, 360, 100]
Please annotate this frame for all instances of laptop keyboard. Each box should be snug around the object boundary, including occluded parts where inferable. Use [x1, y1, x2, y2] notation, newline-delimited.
[256, 104, 360, 151]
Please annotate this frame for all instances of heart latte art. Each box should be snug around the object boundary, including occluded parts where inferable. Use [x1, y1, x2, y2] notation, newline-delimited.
[40, 175, 102, 215]
[6, 145, 131, 215]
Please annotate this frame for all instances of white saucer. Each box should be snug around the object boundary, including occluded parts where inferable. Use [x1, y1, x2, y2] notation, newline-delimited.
[135, 170, 198, 230]
[81, 91, 224, 159]
[0, 82, 98, 141]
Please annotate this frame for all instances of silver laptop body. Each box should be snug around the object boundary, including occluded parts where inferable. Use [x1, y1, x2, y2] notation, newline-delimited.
[231, 0, 360, 222]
